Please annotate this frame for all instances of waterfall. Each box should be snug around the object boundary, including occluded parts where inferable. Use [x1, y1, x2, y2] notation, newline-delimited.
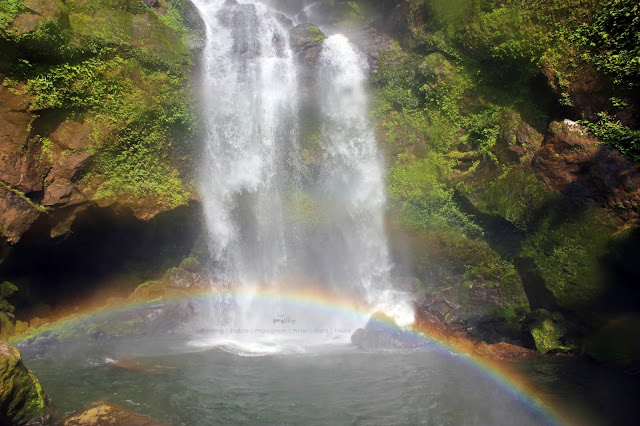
[192, 0, 413, 351]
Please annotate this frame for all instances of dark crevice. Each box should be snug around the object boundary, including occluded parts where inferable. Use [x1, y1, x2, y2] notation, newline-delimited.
[24, 190, 44, 204]
[0, 202, 203, 319]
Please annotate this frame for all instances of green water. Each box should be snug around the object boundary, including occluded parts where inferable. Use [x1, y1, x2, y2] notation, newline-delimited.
[22, 336, 551, 425]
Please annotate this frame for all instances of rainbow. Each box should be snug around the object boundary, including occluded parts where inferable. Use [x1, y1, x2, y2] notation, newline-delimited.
[12, 286, 567, 425]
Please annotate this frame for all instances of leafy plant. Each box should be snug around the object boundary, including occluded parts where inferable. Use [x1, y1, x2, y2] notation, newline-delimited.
[580, 113, 640, 162]
[574, 0, 640, 88]
[0, 0, 23, 29]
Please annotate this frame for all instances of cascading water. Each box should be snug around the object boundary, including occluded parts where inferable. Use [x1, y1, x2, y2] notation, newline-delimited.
[192, 0, 413, 351]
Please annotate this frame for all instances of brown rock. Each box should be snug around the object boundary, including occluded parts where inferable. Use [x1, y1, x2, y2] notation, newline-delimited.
[0, 189, 42, 243]
[567, 63, 610, 122]
[48, 119, 94, 151]
[105, 357, 169, 375]
[532, 120, 640, 221]
[476, 342, 539, 361]
[42, 149, 91, 207]
[49, 204, 89, 238]
[11, 0, 64, 36]
[0, 78, 45, 193]
[62, 401, 169, 426]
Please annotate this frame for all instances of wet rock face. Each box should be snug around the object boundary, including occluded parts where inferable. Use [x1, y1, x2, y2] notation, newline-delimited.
[0, 79, 44, 243]
[62, 401, 169, 426]
[218, 2, 261, 58]
[351, 312, 423, 350]
[0, 341, 58, 425]
[289, 23, 325, 67]
[180, 0, 207, 52]
[532, 120, 640, 222]
[289, 23, 326, 130]
[342, 26, 393, 75]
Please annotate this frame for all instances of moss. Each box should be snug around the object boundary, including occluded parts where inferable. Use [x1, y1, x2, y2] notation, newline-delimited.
[522, 208, 617, 310]
[387, 152, 482, 236]
[0, 0, 24, 29]
[14, 320, 28, 334]
[0, 341, 55, 424]
[131, 280, 165, 301]
[2, 0, 196, 209]
[528, 310, 568, 354]
[179, 256, 201, 273]
[0, 181, 48, 213]
[477, 168, 553, 231]
[414, 227, 527, 307]
[477, 306, 528, 343]
[309, 25, 326, 43]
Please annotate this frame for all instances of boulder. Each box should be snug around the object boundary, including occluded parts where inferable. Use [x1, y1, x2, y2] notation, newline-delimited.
[526, 309, 569, 354]
[532, 120, 640, 222]
[289, 23, 325, 66]
[0, 190, 42, 244]
[0, 340, 58, 425]
[62, 401, 168, 426]
[475, 342, 539, 361]
[11, 0, 65, 36]
[179, 256, 202, 273]
[493, 110, 543, 165]
[351, 311, 423, 350]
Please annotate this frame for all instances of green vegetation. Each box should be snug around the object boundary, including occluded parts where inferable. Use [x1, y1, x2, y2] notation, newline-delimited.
[0, 341, 54, 424]
[289, 191, 321, 226]
[580, 113, 640, 162]
[131, 280, 165, 301]
[522, 208, 618, 309]
[368, 0, 639, 347]
[309, 25, 326, 43]
[179, 256, 201, 273]
[477, 168, 552, 232]
[0, 0, 23, 28]
[529, 310, 568, 354]
[1, 0, 197, 207]
[387, 153, 481, 236]
[574, 0, 640, 89]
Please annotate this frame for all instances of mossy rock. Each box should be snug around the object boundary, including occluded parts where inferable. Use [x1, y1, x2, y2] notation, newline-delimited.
[526, 309, 568, 354]
[521, 207, 617, 310]
[131, 280, 165, 301]
[476, 167, 552, 231]
[179, 256, 201, 273]
[62, 401, 168, 426]
[14, 320, 28, 334]
[0, 312, 16, 340]
[0, 340, 58, 424]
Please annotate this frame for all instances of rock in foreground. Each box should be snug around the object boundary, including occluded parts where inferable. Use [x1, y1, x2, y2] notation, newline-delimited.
[62, 401, 169, 426]
[0, 340, 58, 425]
[351, 312, 423, 350]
